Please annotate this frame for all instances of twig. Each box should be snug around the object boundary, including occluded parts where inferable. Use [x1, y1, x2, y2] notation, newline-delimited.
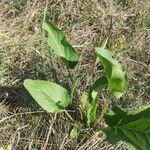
[0, 111, 45, 124]
[64, 110, 74, 123]
[43, 114, 57, 150]
[59, 135, 69, 150]
[10, 125, 28, 149]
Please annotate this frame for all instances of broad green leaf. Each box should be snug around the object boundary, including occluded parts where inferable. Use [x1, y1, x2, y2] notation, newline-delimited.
[96, 48, 127, 99]
[24, 79, 70, 112]
[87, 76, 107, 125]
[43, 21, 79, 68]
[103, 106, 150, 150]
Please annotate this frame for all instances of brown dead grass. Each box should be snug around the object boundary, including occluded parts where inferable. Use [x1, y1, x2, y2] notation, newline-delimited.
[0, 0, 150, 149]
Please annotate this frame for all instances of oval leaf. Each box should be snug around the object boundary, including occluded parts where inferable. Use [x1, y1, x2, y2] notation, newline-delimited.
[96, 48, 127, 99]
[43, 21, 79, 68]
[103, 106, 150, 150]
[24, 79, 71, 112]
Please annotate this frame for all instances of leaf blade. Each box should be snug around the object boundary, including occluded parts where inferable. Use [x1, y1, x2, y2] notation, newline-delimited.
[96, 48, 127, 99]
[103, 106, 150, 150]
[24, 79, 71, 112]
[43, 21, 79, 68]
[87, 76, 107, 125]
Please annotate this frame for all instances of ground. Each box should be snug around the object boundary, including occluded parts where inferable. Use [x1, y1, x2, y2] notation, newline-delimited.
[0, 0, 150, 150]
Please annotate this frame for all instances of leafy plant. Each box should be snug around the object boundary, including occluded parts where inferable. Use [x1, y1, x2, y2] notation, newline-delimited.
[103, 106, 150, 150]
[96, 48, 127, 99]
[23, 21, 150, 149]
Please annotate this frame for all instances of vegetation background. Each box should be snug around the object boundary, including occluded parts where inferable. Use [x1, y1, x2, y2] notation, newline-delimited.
[0, 0, 149, 149]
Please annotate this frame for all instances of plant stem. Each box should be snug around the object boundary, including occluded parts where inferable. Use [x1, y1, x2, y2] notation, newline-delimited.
[43, 0, 48, 23]
[64, 110, 85, 132]
[39, 0, 49, 73]
[67, 67, 81, 103]
[92, 97, 109, 128]
[67, 67, 74, 84]
[70, 77, 79, 102]
[64, 110, 74, 123]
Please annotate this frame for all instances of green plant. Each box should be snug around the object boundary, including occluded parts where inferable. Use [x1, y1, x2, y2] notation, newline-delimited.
[23, 21, 150, 149]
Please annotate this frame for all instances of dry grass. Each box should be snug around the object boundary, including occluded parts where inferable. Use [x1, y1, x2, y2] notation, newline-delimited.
[0, 0, 150, 149]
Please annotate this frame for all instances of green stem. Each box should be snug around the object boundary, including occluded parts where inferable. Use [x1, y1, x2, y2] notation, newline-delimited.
[64, 110, 83, 131]
[64, 110, 74, 123]
[43, 0, 48, 23]
[70, 77, 79, 102]
[41, 0, 48, 55]
[67, 67, 74, 84]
